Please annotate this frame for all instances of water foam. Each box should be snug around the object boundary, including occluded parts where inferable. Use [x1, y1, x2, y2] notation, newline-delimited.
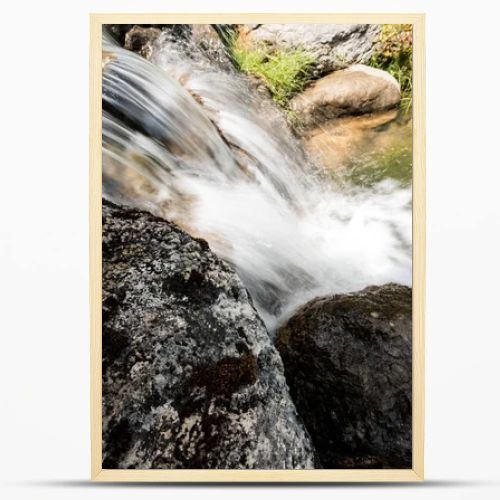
[102, 33, 412, 330]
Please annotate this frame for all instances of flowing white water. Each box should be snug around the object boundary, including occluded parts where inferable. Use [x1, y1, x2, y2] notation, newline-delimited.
[102, 32, 412, 331]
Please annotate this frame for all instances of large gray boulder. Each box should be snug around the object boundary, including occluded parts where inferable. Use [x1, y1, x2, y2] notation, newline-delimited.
[102, 200, 315, 469]
[290, 64, 401, 128]
[276, 284, 412, 469]
[243, 24, 381, 75]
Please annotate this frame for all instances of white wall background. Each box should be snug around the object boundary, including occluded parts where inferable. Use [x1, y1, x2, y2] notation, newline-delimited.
[1, 0, 499, 498]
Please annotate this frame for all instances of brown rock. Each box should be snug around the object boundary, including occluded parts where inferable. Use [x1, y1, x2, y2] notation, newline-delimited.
[124, 26, 162, 60]
[291, 64, 401, 128]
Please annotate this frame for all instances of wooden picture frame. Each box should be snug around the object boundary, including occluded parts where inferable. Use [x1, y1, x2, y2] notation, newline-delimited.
[90, 13, 425, 482]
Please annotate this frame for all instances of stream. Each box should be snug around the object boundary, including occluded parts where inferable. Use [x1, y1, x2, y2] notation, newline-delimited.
[102, 32, 412, 331]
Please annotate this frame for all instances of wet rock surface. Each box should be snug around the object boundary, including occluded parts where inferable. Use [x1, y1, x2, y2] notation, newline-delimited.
[102, 200, 315, 469]
[243, 24, 381, 75]
[276, 284, 412, 469]
[124, 26, 162, 60]
[107, 24, 234, 72]
[106, 24, 189, 46]
[189, 24, 235, 72]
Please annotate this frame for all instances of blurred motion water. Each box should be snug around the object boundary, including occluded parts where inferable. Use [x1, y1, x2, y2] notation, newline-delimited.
[102, 33, 412, 331]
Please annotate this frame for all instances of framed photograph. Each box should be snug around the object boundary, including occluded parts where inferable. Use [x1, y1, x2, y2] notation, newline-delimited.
[90, 13, 425, 482]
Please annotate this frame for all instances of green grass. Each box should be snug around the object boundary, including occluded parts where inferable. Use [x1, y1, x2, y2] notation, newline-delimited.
[230, 40, 315, 107]
[369, 24, 413, 115]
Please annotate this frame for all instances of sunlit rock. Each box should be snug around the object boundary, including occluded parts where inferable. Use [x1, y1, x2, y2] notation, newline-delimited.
[242, 24, 381, 75]
[291, 64, 401, 128]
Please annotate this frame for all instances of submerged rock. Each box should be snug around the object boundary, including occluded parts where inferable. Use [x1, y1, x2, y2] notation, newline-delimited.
[276, 284, 412, 469]
[291, 64, 401, 129]
[102, 200, 315, 469]
[189, 24, 235, 72]
[298, 109, 401, 171]
[242, 24, 381, 75]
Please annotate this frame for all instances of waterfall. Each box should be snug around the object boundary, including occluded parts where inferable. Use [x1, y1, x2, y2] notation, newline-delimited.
[102, 32, 412, 331]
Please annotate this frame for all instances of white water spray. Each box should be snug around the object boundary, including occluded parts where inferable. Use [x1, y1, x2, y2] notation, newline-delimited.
[102, 33, 412, 330]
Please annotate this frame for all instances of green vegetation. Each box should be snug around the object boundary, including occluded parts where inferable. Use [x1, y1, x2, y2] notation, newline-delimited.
[369, 24, 413, 115]
[230, 40, 315, 107]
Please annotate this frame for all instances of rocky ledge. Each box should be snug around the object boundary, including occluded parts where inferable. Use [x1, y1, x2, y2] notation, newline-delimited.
[102, 200, 315, 469]
[276, 284, 412, 469]
[242, 24, 381, 76]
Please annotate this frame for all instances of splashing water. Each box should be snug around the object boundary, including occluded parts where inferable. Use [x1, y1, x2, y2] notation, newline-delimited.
[102, 32, 412, 331]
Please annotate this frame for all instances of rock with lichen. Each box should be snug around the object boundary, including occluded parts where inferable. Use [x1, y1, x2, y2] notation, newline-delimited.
[242, 24, 381, 76]
[276, 284, 412, 469]
[102, 200, 315, 469]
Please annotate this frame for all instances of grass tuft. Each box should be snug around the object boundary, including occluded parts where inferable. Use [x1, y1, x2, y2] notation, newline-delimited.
[230, 39, 315, 107]
[369, 24, 413, 115]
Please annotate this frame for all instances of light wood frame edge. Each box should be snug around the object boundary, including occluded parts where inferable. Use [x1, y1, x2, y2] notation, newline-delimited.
[89, 12, 425, 483]
[89, 12, 103, 482]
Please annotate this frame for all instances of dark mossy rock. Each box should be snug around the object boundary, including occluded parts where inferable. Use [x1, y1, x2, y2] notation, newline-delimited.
[276, 284, 412, 469]
[102, 200, 315, 469]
